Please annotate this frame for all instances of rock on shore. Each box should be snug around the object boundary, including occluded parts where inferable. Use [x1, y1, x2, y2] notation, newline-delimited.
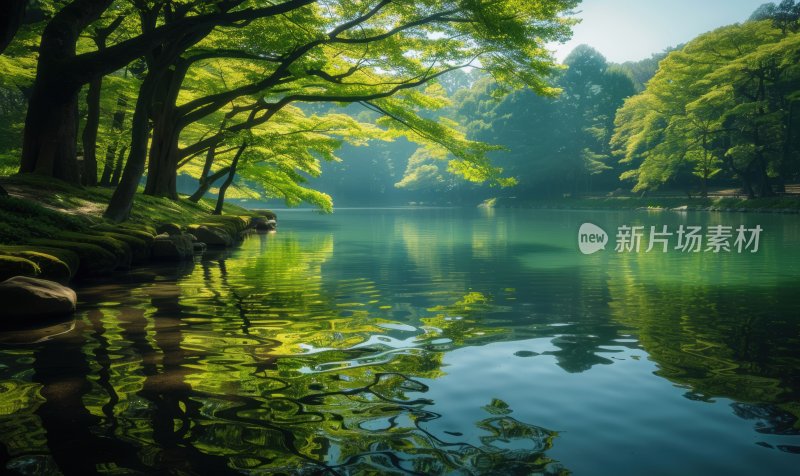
[0, 276, 77, 319]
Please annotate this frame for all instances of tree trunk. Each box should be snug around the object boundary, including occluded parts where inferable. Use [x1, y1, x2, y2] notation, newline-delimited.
[99, 94, 128, 186]
[213, 144, 245, 215]
[778, 100, 797, 188]
[20, 82, 82, 183]
[741, 174, 756, 199]
[143, 116, 181, 198]
[190, 166, 230, 203]
[756, 163, 774, 197]
[99, 144, 116, 186]
[81, 76, 102, 185]
[18, 0, 114, 184]
[0, 0, 28, 54]
[110, 145, 126, 186]
[187, 116, 232, 202]
[144, 60, 192, 198]
[104, 69, 161, 222]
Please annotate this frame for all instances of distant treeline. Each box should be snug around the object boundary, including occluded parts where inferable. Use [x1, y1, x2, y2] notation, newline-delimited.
[313, 1, 800, 204]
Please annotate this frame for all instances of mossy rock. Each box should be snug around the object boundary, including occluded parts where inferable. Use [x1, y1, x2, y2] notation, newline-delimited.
[1, 246, 80, 278]
[88, 231, 150, 264]
[28, 239, 118, 277]
[206, 215, 250, 233]
[199, 223, 236, 238]
[0, 255, 41, 281]
[56, 232, 132, 269]
[187, 224, 233, 247]
[121, 223, 157, 237]
[0, 247, 74, 283]
[231, 216, 252, 232]
[253, 209, 277, 220]
[92, 224, 155, 244]
[155, 223, 182, 235]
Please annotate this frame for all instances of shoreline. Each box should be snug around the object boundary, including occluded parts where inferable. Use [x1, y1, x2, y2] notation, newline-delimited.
[0, 175, 277, 322]
[479, 196, 800, 215]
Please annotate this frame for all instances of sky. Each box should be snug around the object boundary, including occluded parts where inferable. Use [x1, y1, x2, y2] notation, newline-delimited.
[551, 0, 772, 64]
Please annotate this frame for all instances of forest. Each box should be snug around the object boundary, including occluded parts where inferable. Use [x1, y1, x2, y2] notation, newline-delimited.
[0, 1, 797, 216]
[1, 2, 800, 475]
[313, 2, 800, 204]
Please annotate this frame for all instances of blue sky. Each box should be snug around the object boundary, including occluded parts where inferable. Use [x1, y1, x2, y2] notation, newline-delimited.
[552, 0, 772, 63]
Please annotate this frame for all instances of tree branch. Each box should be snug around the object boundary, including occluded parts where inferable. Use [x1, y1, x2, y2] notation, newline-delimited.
[69, 0, 318, 83]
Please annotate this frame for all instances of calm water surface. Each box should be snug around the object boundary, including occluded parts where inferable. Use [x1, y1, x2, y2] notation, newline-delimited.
[0, 208, 799, 475]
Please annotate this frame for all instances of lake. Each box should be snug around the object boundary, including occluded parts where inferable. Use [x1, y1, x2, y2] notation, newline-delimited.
[0, 207, 798, 475]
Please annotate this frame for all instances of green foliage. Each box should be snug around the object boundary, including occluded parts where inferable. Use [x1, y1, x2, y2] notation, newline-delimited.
[401, 45, 636, 199]
[149, 0, 581, 209]
[612, 20, 800, 196]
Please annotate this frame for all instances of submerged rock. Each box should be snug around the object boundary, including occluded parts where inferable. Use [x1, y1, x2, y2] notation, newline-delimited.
[0, 276, 77, 319]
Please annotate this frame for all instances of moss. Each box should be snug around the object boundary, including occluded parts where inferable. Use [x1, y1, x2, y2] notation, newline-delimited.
[200, 215, 251, 236]
[56, 232, 132, 268]
[253, 209, 277, 220]
[0, 195, 88, 230]
[0, 248, 73, 283]
[27, 239, 118, 277]
[0, 176, 265, 281]
[0, 255, 41, 281]
[0, 195, 91, 244]
[121, 223, 158, 237]
[197, 222, 236, 238]
[0, 246, 80, 277]
[89, 231, 149, 264]
[91, 224, 155, 244]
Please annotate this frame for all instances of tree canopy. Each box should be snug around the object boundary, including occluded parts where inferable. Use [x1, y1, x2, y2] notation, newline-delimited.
[611, 14, 800, 197]
[0, 0, 580, 220]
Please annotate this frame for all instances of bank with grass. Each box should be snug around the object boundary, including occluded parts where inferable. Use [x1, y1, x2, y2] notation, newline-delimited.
[0, 175, 275, 319]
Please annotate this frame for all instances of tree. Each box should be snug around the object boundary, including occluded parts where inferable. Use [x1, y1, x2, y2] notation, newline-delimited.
[80, 14, 126, 186]
[9, 0, 578, 220]
[612, 20, 800, 197]
[405, 44, 635, 200]
[0, 0, 29, 54]
[101, 0, 579, 220]
[18, 0, 318, 184]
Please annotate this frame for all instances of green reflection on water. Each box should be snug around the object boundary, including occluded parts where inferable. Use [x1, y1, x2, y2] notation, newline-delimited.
[0, 208, 798, 474]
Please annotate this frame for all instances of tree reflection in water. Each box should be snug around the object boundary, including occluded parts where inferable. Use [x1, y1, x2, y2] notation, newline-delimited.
[1, 210, 799, 473]
[0, 232, 566, 475]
